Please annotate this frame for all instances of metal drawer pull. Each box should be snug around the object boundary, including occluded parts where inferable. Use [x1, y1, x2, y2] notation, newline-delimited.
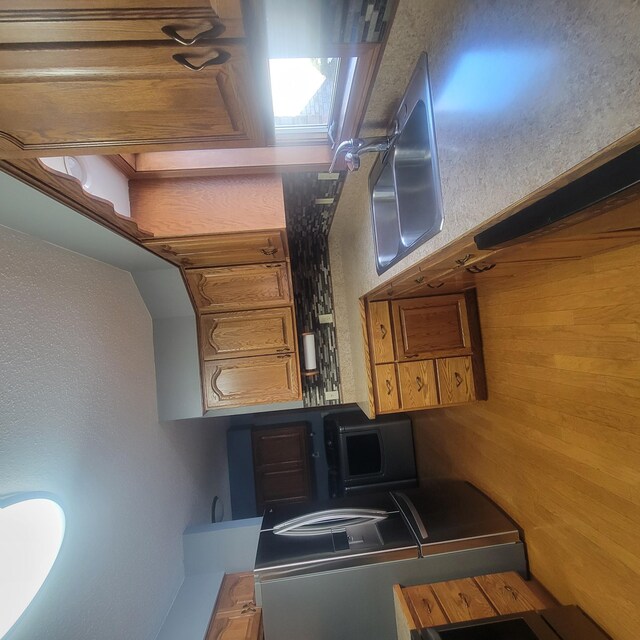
[415, 376, 423, 391]
[277, 354, 290, 359]
[260, 246, 278, 256]
[385, 379, 393, 395]
[455, 372, 463, 387]
[466, 263, 496, 274]
[455, 253, 473, 266]
[379, 323, 387, 339]
[172, 50, 231, 71]
[161, 21, 226, 46]
[414, 275, 425, 284]
[427, 282, 444, 289]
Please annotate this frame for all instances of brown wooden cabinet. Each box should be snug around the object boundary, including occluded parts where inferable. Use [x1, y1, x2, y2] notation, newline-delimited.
[397, 360, 438, 410]
[368, 300, 395, 364]
[374, 363, 401, 413]
[391, 294, 471, 360]
[143, 231, 287, 268]
[200, 308, 296, 360]
[186, 263, 291, 313]
[206, 573, 262, 640]
[365, 290, 486, 415]
[252, 424, 313, 512]
[436, 356, 476, 405]
[0, 0, 266, 157]
[203, 354, 300, 410]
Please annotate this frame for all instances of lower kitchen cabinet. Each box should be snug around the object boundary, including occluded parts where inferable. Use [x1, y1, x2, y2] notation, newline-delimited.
[436, 356, 476, 404]
[374, 363, 401, 413]
[397, 360, 439, 409]
[203, 354, 301, 410]
[206, 573, 263, 640]
[366, 290, 486, 415]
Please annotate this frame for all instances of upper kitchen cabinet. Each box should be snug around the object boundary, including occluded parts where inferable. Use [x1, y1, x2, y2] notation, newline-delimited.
[0, 0, 270, 157]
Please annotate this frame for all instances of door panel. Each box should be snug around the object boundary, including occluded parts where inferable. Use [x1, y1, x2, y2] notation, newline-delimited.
[392, 294, 471, 360]
[203, 354, 300, 409]
[200, 308, 295, 360]
[186, 263, 291, 313]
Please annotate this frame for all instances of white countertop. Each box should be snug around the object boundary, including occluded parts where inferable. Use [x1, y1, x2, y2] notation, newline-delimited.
[329, 0, 640, 406]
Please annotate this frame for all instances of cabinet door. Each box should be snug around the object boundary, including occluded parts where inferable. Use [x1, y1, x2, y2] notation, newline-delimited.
[143, 231, 286, 268]
[200, 308, 295, 360]
[391, 295, 471, 360]
[0, 41, 264, 156]
[397, 360, 438, 410]
[374, 364, 400, 413]
[252, 424, 312, 511]
[206, 609, 261, 640]
[186, 264, 291, 313]
[0, 2, 244, 43]
[203, 354, 301, 409]
[368, 301, 395, 364]
[215, 573, 255, 613]
[436, 357, 475, 405]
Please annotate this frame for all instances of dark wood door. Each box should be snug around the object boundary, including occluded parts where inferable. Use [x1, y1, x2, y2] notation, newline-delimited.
[252, 424, 313, 512]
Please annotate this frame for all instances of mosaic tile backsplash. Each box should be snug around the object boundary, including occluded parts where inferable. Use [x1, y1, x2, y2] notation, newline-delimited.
[284, 173, 345, 407]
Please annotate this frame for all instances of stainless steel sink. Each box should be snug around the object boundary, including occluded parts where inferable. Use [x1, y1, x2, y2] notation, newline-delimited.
[370, 53, 443, 274]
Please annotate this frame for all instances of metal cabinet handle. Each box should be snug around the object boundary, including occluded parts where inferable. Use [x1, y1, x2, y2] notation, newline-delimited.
[455, 372, 463, 387]
[379, 323, 387, 339]
[455, 253, 473, 266]
[427, 282, 444, 289]
[466, 263, 496, 274]
[405, 353, 418, 359]
[277, 354, 291, 360]
[260, 246, 278, 256]
[416, 376, 423, 391]
[385, 379, 393, 395]
[172, 50, 231, 71]
[161, 21, 226, 46]
[414, 275, 425, 284]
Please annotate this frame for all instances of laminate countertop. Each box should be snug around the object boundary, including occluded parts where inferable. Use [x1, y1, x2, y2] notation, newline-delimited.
[328, 0, 640, 406]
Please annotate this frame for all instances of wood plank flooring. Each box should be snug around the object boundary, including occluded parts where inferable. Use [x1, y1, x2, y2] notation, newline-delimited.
[412, 241, 640, 640]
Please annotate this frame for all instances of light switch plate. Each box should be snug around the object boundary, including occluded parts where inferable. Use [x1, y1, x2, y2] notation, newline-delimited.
[325, 390, 339, 401]
[319, 314, 334, 324]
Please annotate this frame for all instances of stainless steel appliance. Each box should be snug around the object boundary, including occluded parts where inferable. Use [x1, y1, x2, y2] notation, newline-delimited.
[324, 410, 417, 497]
[254, 480, 527, 640]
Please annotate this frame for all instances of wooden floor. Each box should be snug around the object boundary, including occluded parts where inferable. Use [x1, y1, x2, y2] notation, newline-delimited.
[412, 241, 640, 640]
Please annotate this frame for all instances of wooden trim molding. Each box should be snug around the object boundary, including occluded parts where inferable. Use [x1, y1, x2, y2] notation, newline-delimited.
[0, 157, 152, 241]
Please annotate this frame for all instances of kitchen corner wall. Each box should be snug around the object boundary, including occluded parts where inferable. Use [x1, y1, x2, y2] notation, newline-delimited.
[0, 225, 222, 640]
[284, 173, 345, 407]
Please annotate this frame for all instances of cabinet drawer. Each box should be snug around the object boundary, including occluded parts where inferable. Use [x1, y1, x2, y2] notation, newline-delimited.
[144, 231, 286, 268]
[436, 357, 475, 404]
[374, 364, 400, 413]
[200, 308, 295, 360]
[368, 301, 395, 363]
[397, 360, 438, 409]
[391, 294, 471, 360]
[203, 354, 301, 409]
[187, 263, 291, 312]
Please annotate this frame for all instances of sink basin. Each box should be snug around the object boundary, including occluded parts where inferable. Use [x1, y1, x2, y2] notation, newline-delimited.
[370, 53, 443, 274]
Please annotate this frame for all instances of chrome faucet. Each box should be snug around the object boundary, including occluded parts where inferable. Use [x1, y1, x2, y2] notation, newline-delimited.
[329, 135, 397, 173]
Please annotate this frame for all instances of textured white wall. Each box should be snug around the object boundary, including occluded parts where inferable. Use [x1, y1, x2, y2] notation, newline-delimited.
[0, 225, 226, 640]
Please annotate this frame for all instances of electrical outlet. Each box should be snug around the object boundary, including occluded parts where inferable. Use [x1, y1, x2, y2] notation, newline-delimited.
[319, 314, 334, 324]
[325, 390, 339, 401]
